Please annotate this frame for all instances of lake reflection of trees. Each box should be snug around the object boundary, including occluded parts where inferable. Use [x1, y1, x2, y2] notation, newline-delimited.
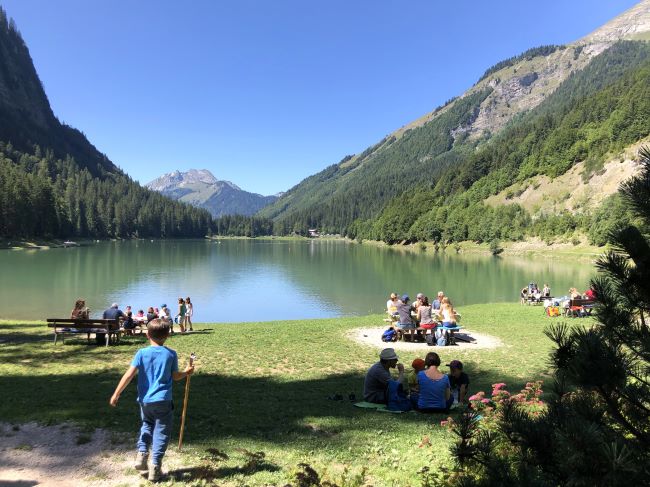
[0, 240, 594, 321]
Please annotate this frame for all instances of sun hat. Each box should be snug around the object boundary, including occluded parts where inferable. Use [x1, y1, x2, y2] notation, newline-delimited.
[380, 348, 399, 361]
[401, 294, 409, 302]
[446, 360, 463, 370]
[411, 358, 425, 370]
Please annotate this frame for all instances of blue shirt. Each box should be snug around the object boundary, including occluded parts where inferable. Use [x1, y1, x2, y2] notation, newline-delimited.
[103, 307, 125, 320]
[131, 346, 179, 403]
[432, 299, 441, 310]
[417, 371, 450, 409]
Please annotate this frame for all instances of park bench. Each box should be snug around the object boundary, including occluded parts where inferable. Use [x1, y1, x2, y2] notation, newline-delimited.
[565, 299, 596, 318]
[46, 318, 121, 347]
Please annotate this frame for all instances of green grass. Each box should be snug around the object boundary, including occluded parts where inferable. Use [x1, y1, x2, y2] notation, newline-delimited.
[0, 304, 593, 486]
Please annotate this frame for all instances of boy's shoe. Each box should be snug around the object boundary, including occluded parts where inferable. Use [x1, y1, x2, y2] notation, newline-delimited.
[134, 451, 148, 471]
[148, 464, 162, 482]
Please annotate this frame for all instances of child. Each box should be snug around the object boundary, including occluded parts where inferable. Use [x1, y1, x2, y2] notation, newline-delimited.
[447, 360, 470, 404]
[407, 358, 426, 394]
[109, 319, 194, 481]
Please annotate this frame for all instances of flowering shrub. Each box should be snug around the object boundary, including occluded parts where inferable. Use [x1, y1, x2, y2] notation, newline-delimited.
[441, 381, 546, 429]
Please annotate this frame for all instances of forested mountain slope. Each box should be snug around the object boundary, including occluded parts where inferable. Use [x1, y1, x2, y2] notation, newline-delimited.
[0, 9, 213, 239]
[261, 0, 650, 241]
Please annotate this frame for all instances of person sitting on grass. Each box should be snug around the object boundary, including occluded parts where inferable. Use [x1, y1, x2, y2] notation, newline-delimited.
[363, 348, 405, 404]
[447, 360, 470, 404]
[396, 294, 416, 341]
[407, 358, 425, 397]
[109, 319, 195, 482]
[70, 298, 90, 319]
[415, 352, 453, 413]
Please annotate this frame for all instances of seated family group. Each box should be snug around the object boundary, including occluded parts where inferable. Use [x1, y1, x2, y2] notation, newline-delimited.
[386, 291, 459, 342]
[364, 348, 469, 413]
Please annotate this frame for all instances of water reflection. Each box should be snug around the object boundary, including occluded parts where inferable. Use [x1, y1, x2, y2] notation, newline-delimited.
[0, 240, 594, 322]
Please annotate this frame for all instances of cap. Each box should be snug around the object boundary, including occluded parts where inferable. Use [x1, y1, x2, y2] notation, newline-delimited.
[411, 358, 425, 370]
[380, 348, 399, 361]
[401, 294, 409, 302]
[446, 360, 463, 370]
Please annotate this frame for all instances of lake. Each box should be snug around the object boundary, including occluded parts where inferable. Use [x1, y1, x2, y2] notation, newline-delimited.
[0, 239, 595, 322]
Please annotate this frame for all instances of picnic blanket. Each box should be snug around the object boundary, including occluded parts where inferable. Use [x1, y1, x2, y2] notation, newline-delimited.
[353, 401, 406, 414]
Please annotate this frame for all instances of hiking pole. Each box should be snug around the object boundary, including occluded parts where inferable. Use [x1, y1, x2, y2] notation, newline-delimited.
[178, 352, 195, 451]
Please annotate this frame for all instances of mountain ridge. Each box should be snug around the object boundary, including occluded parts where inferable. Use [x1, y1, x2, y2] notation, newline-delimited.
[147, 169, 278, 218]
[259, 0, 650, 240]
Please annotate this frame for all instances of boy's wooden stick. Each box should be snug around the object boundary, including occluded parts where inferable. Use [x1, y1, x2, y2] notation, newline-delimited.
[178, 353, 195, 451]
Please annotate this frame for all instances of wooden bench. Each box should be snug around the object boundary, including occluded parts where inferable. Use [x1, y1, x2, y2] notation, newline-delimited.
[566, 299, 596, 317]
[47, 318, 121, 347]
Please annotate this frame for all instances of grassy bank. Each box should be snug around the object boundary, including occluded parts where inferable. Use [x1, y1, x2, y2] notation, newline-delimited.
[357, 237, 605, 261]
[0, 304, 592, 486]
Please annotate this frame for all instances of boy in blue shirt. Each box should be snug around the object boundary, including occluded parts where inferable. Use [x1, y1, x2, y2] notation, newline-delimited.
[110, 319, 194, 481]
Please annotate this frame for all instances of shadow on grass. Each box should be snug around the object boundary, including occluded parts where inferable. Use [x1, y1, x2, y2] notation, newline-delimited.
[0, 365, 548, 447]
[167, 449, 280, 482]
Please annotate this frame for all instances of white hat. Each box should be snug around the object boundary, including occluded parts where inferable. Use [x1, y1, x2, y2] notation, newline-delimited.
[380, 348, 398, 361]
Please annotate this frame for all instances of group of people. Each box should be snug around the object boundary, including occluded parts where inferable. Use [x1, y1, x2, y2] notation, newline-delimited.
[364, 348, 469, 412]
[70, 297, 195, 341]
[519, 282, 551, 304]
[386, 291, 459, 341]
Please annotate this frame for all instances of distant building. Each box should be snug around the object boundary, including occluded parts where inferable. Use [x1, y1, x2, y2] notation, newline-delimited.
[308, 229, 320, 238]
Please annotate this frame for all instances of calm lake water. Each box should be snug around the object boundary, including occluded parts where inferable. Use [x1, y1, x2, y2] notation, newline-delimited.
[0, 239, 595, 322]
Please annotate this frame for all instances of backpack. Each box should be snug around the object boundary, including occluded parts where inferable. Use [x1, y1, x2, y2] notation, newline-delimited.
[425, 334, 436, 346]
[387, 380, 412, 412]
[381, 328, 397, 342]
[435, 327, 448, 347]
[546, 306, 560, 317]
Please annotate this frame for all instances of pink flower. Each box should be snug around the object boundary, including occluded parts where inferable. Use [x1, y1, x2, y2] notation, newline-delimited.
[468, 393, 483, 401]
[492, 383, 507, 391]
[440, 420, 448, 427]
[481, 398, 491, 404]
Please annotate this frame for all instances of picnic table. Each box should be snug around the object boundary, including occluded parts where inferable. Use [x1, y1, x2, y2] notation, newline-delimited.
[47, 318, 122, 347]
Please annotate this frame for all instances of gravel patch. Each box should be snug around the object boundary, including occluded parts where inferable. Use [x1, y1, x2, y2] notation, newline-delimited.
[347, 327, 503, 351]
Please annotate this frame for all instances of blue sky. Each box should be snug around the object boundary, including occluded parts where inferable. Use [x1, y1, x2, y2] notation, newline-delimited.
[2, 0, 639, 195]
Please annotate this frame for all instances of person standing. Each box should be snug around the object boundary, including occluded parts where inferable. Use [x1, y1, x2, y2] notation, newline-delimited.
[109, 319, 195, 481]
[185, 297, 193, 332]
[177, 298, 186, 333]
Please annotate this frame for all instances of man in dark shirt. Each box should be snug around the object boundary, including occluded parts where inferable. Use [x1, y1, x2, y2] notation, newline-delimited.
[97, 303, 125, 345]
[363, 348, 405, 404]
[447, 360, 470, 404]
[396, 294, 416, 341]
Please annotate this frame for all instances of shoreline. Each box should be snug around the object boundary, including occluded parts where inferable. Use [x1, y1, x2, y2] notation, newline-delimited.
[2, 234, 606, 260]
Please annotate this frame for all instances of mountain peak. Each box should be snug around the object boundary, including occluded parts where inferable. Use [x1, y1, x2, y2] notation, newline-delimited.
[581, 0, 650, 44]
[146, 169, 277, 217]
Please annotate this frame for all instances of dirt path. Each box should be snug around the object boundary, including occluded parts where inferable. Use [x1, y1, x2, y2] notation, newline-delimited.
[0, 422, 186, 486]
[347, 327, 503, 351]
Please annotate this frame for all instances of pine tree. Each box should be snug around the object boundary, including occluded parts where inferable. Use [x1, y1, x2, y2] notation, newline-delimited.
[448, 147, 650, 486]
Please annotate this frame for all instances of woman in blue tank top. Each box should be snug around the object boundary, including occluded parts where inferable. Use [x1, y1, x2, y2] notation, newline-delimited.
[417, 352, 453, 412]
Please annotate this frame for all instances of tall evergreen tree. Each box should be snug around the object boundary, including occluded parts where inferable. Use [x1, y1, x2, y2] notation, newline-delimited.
[448, 147, 650, 486]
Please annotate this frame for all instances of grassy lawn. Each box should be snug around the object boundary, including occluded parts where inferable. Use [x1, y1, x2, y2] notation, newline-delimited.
[0, 304, 593, 486]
